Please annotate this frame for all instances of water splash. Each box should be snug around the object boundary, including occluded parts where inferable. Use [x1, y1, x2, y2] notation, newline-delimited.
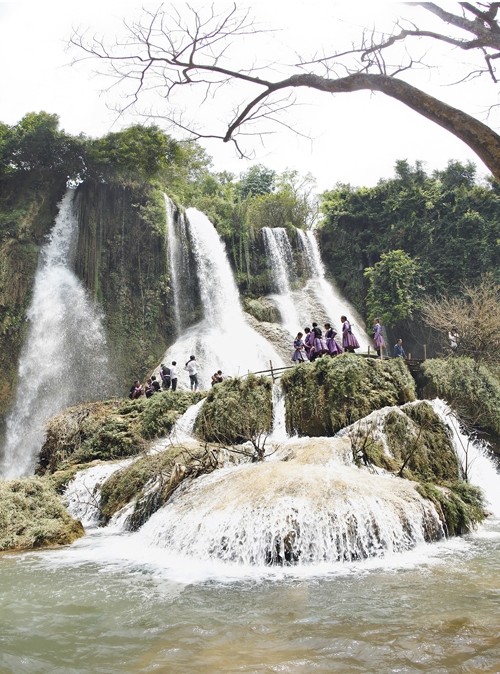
[430, 399, 500, 517]
[138, 452, 444, 566]
[1, 191, 113, 478]
[63, 460, 132, 528]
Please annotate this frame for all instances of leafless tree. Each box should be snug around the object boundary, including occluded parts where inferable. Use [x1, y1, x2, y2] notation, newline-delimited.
[421, 275, 500, 365]
[70, 3, 500, 179]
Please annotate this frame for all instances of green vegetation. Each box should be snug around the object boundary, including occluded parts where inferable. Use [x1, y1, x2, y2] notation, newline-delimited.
[416, 482, 485, 536]
[282, 355, 416, 436]
[38, 391, 204, 474]
[421, 357, 500, 441]
[98, 443, 216, 527]
[196, 375, 273, 454]
[320, 160, 500, 344]
[0, 477, 84, 551]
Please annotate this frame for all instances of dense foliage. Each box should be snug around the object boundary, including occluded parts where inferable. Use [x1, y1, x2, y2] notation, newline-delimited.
[320, 160, 500, 327]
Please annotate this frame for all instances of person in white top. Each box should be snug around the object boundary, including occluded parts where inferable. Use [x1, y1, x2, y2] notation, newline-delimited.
[184, 355, 199, 391]
[170, 361, 178, 392]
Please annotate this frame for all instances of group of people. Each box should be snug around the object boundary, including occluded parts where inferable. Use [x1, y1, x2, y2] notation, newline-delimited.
[128, 356, 225, 399]
[290, 315, 412, 363]
[292, 316, 361, 362]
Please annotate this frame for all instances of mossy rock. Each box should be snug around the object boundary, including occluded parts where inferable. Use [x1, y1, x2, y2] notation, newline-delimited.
[197, 375, 273, 445]
[242, 296, 281, 323]
[99, 443, 219, 527]
[0, 477, 84, 551]
[38, 391, 205, 474]
[421, 357, 500, 441]
[383, 402, 461, 483]
[417, 481, 486, 536]
[282, 354, 416, 436]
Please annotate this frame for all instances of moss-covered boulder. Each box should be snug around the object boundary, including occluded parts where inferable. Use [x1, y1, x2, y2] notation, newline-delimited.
[99, 443, 222, 528]
[282, 354, 416, 436]
[196, 375, 273, 446]
[421, 357, 500, 443]
[0, 477, 84, 551]
[243, 296, 281, 323]
[37, 391, 204, 474]
[416, 481, 485, 536]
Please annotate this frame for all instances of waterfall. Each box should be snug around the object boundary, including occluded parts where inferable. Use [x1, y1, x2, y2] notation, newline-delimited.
[262, 227, 301, 336]
[296, 228, 370, 350]
[137, 449, 444, 566]
[149, 398, 206, 450]
[270, 381, 288, 443]
[1, 191, 113, 479]
[160, 208, 284, 389]
[165, 194, 183, 332]
[430, 399, 500, 517]
[63, 461, 131, 528]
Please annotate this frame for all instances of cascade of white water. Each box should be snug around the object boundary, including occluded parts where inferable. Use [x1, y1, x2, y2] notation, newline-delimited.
[149, 398, 207, 451]
[1, 191, 113, 479]
[262, 227, 301, 336]
[296, 228, 370, 350]
[63, 460, 131, 528]
[159, 208, 284, 388]
[137, 453, 444, 566]
[430, 399, 500, 517]
[165, 194, 183, 332]
[270, 381, 289, 443]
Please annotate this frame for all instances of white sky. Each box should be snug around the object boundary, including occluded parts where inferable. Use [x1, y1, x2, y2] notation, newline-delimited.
[0, 1, 496, 190]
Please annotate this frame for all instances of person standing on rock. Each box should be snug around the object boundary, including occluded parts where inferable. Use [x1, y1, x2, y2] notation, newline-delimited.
[185, 355, 199, 391]
[372, 318, 386, 358]
[170, 361, 178, 392]
[341, 315, 360, 353]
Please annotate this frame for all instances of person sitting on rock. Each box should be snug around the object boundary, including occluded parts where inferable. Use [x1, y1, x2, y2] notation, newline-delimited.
[211, 370, 224, 386]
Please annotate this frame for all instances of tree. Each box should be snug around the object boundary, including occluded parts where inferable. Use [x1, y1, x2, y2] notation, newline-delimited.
[421, 275, 500, 364]
[71, 3, 500, 179]
[364, 249, 422, 327]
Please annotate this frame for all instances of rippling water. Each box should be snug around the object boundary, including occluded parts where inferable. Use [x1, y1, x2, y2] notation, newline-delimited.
[1, 518, 499, 674]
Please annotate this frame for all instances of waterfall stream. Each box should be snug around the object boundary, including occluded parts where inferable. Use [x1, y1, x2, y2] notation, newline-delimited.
[161, 208, 284, 388]
[297, 228, 370, 349]
[262, 227, 301, 336]
[1, 191, 112, 478]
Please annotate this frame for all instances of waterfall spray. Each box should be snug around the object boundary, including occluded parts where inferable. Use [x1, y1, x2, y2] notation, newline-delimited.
[1, 191, 113, 478]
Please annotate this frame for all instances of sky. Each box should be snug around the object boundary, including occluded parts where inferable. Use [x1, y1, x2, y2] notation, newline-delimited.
[0, 1, 496, 191]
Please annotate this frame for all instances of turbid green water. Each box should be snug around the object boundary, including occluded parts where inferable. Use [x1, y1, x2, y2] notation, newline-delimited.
[1, 520, 499, 674]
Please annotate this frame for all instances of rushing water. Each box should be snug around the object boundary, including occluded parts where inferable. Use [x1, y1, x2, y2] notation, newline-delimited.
[0, 191, 112, 478]
[262, 227, 301, 336]
[296, 228, 370, 350]
[161, 208, 284, 388]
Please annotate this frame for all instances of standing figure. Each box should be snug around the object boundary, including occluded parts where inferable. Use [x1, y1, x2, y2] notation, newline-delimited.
[170, 361, 178, 392]
[311, 322, 328, 358]
[324, 322, 343, 356]
[160, 363, 171, 390]
[372, 318, 386, 358]
[393, 338, 407, 358]
[341, 315, 360, 353]
[185, 355, 199, 391]
[292, 332, 308, 362]
[448, 327, 459, 353]
[303, 327, 315, 361]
